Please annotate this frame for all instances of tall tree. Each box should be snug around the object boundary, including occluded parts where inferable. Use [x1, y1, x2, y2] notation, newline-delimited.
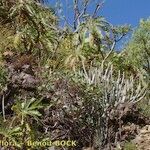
[124, 19, 150, 83]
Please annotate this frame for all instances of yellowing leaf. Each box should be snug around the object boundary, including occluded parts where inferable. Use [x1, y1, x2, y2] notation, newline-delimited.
[14, 32, 22, 49]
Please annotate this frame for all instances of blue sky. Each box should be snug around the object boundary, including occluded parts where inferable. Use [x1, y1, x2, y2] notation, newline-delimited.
[47, 0, 150, 27]
[100, 0, 150, 27]
[47, 0, 150, 49]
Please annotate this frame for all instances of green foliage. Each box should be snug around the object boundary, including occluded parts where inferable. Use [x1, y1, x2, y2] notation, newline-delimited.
[0, 66, 8, 91]
[124, 142, 137, 150]
[0, 25, 14, 53]
[138, 102, 150, 117]
[12, 98, 43, 124]
[0, 0, 149, 150]
[123, 18, 150, 109]
[0, 98, 43, 149]
[124, 18, 150, 77]
[0, 0, 58, 61]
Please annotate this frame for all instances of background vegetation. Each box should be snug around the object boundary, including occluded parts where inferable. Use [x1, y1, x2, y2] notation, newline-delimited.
[0, 0, 149, 150]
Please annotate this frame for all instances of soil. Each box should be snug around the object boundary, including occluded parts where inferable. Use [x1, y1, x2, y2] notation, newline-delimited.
[133, 125, 150, 150]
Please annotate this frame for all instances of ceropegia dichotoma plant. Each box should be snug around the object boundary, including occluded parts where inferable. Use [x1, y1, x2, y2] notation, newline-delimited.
[76, 62, 147, 147]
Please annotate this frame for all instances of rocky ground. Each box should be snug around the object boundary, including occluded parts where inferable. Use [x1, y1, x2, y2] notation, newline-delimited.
[133, 125, 150, 150]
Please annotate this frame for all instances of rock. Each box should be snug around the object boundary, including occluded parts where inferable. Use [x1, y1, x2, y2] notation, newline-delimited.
[133, 125, 150, 150]
[82, 147, 94, 150]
